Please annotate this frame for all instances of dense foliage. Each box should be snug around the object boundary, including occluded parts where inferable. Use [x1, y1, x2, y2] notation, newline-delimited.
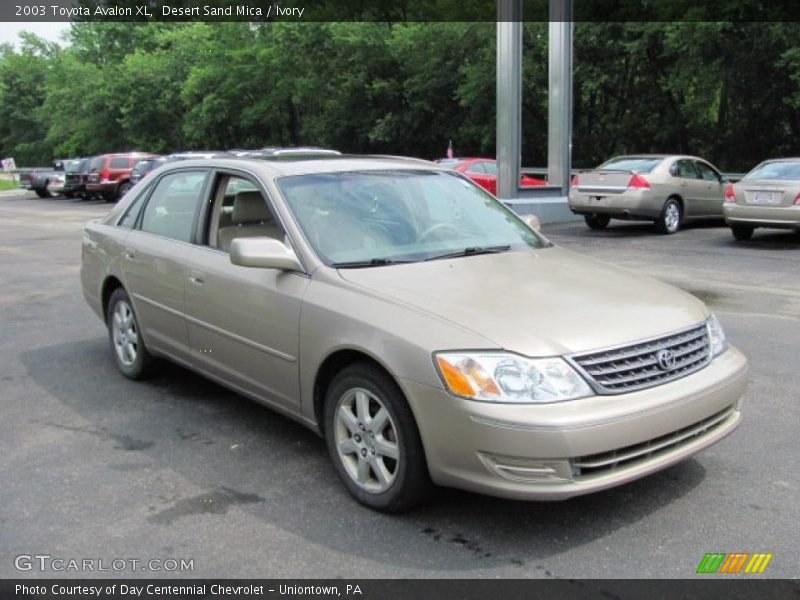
[1, 22, 799, 171]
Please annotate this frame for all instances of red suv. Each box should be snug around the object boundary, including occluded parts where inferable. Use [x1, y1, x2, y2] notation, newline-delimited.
[86, 153, 154, 202]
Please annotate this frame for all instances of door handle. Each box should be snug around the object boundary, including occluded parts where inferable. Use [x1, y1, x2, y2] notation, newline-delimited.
[123, 247, 136, 260]
[188, 270, 205, 285]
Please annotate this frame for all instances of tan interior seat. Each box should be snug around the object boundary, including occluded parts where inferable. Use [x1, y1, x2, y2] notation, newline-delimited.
[217, 190, 283, 251]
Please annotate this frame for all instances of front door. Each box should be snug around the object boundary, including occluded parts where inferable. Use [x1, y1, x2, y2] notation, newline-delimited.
[183, 172, 309, 410]
[693, 160, 726, 217]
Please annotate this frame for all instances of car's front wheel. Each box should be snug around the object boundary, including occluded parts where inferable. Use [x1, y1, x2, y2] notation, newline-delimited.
[655, 198, 682, 234]
[584, 214, 610, 230]
[324, 363, 431, 513]
[731, 224, 754, 241]
[106, 287, 153, 379]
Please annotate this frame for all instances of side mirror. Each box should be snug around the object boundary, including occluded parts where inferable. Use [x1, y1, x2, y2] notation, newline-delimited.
[523, 214, 542, 232]
[229, 237, 303, 272]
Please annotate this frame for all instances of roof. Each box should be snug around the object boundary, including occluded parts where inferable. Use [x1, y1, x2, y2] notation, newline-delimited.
[159, 154, 440, 177]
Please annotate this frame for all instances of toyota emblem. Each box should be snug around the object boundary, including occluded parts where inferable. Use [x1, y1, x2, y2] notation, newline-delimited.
[656, 349, 677, 371]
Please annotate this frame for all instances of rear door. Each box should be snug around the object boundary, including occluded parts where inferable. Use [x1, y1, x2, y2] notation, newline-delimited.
[121, 169, 210, 364]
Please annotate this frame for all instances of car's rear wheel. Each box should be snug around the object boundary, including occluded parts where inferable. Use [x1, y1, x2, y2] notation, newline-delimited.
[323, 363, 432, 513]
[34, 189, 47, 198]
[731, 224, 755, 241]
[106, 288, 153, 379]
[584, 214, 610, 230]
[43, 180, 59, 198]
[655, 198, 682, 234]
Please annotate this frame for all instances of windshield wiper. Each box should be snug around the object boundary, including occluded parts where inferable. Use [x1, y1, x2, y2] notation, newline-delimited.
[424, 245, 511, 261]
[331, 258, 415, 268]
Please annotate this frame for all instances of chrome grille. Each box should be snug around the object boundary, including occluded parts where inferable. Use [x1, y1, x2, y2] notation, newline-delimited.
[568, 324, 710, 394]
[572, 406, 735, 479]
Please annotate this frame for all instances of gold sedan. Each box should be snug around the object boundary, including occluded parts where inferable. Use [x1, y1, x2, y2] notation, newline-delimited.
[80, 156, 747, 512]
[723, 158, 800, 240]
[570, 155, 727, 234]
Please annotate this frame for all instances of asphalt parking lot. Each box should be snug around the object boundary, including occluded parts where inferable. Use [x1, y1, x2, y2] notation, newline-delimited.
[1, 191, 797, 579]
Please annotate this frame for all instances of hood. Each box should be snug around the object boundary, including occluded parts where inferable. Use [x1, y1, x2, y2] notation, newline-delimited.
[338, 247, 708, 357]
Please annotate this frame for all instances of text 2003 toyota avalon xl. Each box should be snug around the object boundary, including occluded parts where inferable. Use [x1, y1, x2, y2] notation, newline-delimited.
[80, 155, 747, 512]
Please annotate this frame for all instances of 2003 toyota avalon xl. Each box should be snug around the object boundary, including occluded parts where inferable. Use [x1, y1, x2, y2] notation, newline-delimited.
[80, 155, 748, 512]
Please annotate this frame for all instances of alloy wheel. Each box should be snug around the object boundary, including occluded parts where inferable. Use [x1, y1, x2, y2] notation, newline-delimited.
[111, 300, 139, 366]
[334, 387, 400, 493]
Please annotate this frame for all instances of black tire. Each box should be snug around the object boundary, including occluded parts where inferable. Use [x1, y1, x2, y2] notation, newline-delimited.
[34, 188, 47, 198]
[106, 287, 154, 380]
[584, 214, 610, 230]
[730, 224, 754, 241]
[655, 197, 682, 234]
[117, 181, 132, 199]
[103, 191, 116, 203]
[323, 363, 432, 513]
[42, 180, 58, 198]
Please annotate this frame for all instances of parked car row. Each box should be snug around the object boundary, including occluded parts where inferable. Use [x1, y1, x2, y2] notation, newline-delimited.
[568, 154, 800, 241]
[23, 148, 343, 203]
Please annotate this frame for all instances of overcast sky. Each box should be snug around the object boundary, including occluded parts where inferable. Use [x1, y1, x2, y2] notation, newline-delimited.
[0, 22, 71, 47]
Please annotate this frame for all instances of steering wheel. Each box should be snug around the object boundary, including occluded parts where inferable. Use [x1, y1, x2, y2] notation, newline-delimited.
[417, 222, 460, 243]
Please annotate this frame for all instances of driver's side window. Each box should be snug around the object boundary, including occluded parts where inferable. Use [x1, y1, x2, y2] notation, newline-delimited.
[206, 174, 285, 252]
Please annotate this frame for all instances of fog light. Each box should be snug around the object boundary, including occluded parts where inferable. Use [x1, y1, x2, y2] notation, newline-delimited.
[478, 453, 571, 483]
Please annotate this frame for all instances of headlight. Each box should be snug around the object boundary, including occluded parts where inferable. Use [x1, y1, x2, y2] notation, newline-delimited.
[706, 314, 728, 358]
[434, 352, 593, 403]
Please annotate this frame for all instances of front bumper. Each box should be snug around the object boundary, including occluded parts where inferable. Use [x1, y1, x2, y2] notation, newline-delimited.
[401, 346, 747, 500]
[569, 189, 662, 220]
[723, 203, 800, 230]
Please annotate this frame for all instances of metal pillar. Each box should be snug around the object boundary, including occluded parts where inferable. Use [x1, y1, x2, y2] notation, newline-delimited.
[496, 0, 576, 222]
[495, 0, 522, 201]
[547, 0, 573, 194]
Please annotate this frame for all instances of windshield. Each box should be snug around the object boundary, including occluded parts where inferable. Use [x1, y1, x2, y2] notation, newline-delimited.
[743, 160, 800, 181]
[277, 170, 548, 266]
[598, 157, 663, 173]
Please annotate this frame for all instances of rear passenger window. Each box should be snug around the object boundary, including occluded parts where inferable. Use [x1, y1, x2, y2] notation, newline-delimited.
[674, 160, 698, 179]
[140, 171, 207, 243]
[118, 190, 148, 229]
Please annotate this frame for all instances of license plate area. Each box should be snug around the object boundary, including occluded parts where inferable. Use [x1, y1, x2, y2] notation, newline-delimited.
[746, 190, 782, 205]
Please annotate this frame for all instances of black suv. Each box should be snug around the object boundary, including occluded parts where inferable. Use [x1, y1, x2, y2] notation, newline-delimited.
[63, 157, 94, 199]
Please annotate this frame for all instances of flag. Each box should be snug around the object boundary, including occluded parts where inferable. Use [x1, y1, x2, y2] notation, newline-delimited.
[446, 140, 454, 159]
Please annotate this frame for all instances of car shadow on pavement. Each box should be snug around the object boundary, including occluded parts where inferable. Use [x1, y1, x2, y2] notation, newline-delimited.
[19, 338, 707, 573]
[722, 230, 800, 250]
